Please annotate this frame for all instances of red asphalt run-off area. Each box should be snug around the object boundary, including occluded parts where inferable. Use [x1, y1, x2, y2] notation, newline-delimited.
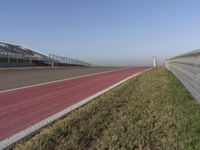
[0, 67, 147, 141]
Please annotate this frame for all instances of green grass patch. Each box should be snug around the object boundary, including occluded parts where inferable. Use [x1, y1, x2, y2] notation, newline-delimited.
[14, 68, 200, 150]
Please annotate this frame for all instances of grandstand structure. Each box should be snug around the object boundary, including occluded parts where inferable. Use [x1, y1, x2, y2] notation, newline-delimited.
[0, 42, 90, 67]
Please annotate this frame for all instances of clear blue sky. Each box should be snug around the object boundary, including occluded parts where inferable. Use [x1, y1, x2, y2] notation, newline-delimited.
[1, 0, 200, 66]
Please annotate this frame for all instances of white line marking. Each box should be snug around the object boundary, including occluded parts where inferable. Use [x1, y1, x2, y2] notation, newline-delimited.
[0, 68, 151, 149]
[0, 68, 125, 94]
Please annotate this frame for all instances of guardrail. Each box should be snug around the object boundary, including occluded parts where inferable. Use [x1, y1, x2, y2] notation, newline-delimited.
[165, 49, 200, 102]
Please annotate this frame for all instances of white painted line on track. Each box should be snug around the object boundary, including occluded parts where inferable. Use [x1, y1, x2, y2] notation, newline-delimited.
[0, 68, 151, 149]
[0, 68, 126, 94]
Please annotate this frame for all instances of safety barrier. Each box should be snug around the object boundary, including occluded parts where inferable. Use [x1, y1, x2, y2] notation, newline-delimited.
[165, 49, 200, 102]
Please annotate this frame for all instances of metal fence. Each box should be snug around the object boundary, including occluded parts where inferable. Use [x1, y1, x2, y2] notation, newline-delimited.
[165, 49, 200, 102]
[49, 53, 91, 66]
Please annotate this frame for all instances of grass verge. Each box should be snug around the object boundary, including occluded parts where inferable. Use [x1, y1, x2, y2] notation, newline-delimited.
[14, 68, 200, 150]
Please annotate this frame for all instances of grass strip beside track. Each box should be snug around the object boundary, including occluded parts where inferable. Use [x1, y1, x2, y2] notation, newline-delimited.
[14, 68, 200, 150]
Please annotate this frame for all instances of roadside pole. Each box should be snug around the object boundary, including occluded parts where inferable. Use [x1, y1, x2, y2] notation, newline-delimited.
[153, 56, 157, 67]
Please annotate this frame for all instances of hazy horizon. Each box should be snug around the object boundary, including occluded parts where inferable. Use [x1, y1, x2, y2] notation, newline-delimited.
[1, 0, 200, 66]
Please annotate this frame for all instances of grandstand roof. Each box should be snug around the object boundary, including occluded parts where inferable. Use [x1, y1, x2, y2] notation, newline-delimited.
[0, 42, 47, 57]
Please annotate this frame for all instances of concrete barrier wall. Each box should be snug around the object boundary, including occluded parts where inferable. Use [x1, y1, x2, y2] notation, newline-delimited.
[165, 50, 200, 102]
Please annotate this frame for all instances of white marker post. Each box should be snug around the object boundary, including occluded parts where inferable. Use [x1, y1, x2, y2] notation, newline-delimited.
[153, 56, 157, 67]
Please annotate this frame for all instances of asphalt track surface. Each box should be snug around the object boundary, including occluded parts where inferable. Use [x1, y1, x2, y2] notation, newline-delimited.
[0, 67, 120, 91]
[0, 67, 146, 141]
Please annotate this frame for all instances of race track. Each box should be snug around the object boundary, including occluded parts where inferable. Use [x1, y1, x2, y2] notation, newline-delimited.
[0, 67, 147, 142]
